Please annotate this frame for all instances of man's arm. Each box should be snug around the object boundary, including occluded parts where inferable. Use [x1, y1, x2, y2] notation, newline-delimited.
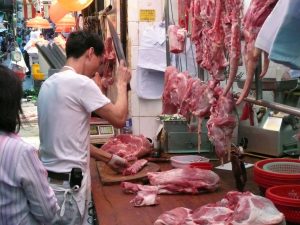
[93, 60, 131, 128]
[90, 144, 111, 162]
[90, 144, 129, 172]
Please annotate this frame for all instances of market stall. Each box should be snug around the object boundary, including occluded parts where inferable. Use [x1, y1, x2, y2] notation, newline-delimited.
[90, 154, 294, 225]
[10, 0, 300, 224]
[89, 0, 300, 224]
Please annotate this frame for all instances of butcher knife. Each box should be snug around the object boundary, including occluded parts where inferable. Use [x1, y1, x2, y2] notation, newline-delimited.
[106, 17, 131, 91]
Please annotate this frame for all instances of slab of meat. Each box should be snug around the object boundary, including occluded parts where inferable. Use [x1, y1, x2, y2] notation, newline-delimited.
[189, 0, 242, 85]
[121, 182, 160, 207]
[180, 78, 215, 119]
[148, 167, 220, 193]
[162, 66, 190, 114]
[121, 168, 219, 207]
[178, 0, 192, 29]
[168, 25, 186, 54]
[122, 159, 148, 176]
[121, 182, 159, 194]
[130, 189, 160, 207]
[207, 87, 237, 159]
[154, 207, 195, 225]
[101, 134, 152, 161]
[121, 167, 220, 195]
[226, 191, 285, 225]
[192, 204, 233, 224]
[100, 37, 116, 89]
[154, 191, 285, 225]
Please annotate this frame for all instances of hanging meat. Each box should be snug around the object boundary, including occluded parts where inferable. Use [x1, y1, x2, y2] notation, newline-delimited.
[168, 25, 186, 54]
[207, 87, 237, 159]
[162, 66, 190, 114]
[236, 0, 278, 104]
[178, 0, 192, 29]
[190, 0, 242, 87]
[100, 37, 116, 89]
[162, 68, 236, 160]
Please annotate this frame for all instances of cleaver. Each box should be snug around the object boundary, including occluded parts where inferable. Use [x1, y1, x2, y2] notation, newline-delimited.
[106, 17, 131, 91]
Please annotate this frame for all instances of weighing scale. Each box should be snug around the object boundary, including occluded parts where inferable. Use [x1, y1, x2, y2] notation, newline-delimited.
[237, 78, 300, 156]
[90, 117, 115, 144]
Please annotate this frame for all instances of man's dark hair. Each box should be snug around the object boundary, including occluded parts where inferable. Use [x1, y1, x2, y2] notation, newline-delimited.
[66, 31, 104, 59]
[0, 65, 23, 133]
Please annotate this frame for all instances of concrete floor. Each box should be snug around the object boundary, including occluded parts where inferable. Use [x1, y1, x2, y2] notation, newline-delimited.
[20, 101, 40, 149]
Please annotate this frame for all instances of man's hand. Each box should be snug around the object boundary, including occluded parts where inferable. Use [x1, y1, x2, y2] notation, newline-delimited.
[116, 60, 131, 87]
[107, 154, 129, 173]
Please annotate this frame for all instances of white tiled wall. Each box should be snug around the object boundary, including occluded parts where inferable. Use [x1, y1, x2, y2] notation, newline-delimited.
[127, 0, 165, 138]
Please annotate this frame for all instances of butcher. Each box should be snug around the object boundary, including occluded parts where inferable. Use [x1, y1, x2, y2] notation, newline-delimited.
[37, 30, 131, 225]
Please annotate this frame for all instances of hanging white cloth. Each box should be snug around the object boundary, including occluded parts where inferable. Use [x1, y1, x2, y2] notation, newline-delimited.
[255, 0, 288, 53]
[135, 67, 164, 99]
[269, 0, 300, 69]
[135, 22, 168, 99]
[138, 22, 168, 72]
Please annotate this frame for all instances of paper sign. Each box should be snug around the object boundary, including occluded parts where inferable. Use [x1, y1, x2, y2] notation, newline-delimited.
[215, 162, 253, 171]
[140, 10, 156, 21]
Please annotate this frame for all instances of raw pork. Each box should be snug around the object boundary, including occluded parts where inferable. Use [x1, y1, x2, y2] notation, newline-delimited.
[122, 159, 148, 176]
[101, 37, 116, 89]
[148, 167, 220, 193]
[207, 87, 237, 159]
[180, 79, 215, 119]
[122, 168, 220, 195]
[190, 0, 242, 84]
[121, 168, 220, 207]
[162, 66, 190, 114]
[101, 134, 152, 161]
[154, 207, 195, 225]
[236, 0, 278, 104]
[130, 189, 160, 207]
[121, 182, 160, 207]
[154, 191, 285, 225]
[168, 25, 186, 54]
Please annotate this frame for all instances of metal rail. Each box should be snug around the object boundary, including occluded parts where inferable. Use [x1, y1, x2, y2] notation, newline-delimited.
[238, 95, 300, 118]
[165, 0, 171, 66]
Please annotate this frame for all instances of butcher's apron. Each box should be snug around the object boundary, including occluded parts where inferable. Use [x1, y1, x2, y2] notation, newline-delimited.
[49, 155, 94, 225]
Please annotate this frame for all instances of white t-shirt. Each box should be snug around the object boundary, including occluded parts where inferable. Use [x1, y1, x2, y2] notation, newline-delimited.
[38, 70, 110, 173]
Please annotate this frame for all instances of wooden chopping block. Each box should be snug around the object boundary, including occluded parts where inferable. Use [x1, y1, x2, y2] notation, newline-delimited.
[96, 161, 160, 185]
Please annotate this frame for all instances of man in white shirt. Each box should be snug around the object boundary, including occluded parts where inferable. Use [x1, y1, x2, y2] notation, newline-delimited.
[38, 31, 131, 225]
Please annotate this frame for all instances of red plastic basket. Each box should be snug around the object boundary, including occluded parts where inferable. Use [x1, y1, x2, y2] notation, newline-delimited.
[253, 159, 300, 193]
[266, 185, 300, 223]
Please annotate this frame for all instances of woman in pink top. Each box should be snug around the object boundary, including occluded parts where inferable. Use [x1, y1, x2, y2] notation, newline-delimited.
[0, 65, 59, 225]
